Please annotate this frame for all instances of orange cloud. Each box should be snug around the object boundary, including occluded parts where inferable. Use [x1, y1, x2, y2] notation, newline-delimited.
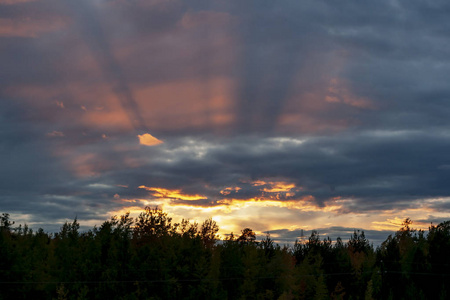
[139, 185, 207, 201]
[82, 109, 134, 131]
[4, 80, 136, 131]
[138, 133, 163, 146]
[251, 180, 266, 186]
[248, 180, 298, 198]
[220, 187, 241, 195]
[262, 182, 296, 193]
[131, 78, 235, 133]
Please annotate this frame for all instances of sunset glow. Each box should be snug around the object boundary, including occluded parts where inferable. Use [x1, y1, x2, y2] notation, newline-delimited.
[139, 186, 207, 201]
[138, 133, 163, 146]
[2, 0, 450, 246]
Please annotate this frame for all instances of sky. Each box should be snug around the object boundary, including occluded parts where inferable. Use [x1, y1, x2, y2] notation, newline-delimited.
[2, 0, 450, 245]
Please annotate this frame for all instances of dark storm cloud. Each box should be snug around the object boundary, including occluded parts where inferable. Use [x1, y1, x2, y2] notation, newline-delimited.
[102, 130, 450, 213]
[0, 100, 87, 222]
[0, 101, 64, 192]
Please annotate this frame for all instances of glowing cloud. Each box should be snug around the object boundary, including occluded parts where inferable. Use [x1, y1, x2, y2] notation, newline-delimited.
[248, 180, 298, 198]
[215, 196, 342, 212]
[139, 186, 207, 201]
[262, 182, 296, 193]
[220, 187, 241, 196]
[138, 133, 163, 146]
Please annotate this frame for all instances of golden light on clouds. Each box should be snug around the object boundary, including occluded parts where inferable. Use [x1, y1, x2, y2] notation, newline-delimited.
[109, 195, 344, 240]
[216, 196, 341, 213]
[250, 180, 296, 191]
[371, 217, 408, 231]
[220, 187, 241, 195]
[247, 180, 299, 199]
[104, 193, 450, 245]
[251, 180, 267, 186]
[262, 182, 296, 193]
[108, 185, 450, 242]
[138, 133, 163, 146]
[139, 185, 207, 201]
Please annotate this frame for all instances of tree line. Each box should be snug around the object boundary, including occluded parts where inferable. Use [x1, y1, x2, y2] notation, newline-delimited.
[1, 208, 450, 299]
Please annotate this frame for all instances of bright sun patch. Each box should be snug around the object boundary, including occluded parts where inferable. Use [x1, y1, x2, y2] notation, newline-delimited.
[138, 133, 163, 146]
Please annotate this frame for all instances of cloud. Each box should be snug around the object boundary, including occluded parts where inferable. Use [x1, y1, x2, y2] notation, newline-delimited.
[139, 185, 206, 201]
[138, 133, 163, 146]
[0, 0, 36, 5]
[0, 17, 66, 37]
[63, 0, 149, 132]
[2, 0, 450, 242]
[46, 131, 64, 137]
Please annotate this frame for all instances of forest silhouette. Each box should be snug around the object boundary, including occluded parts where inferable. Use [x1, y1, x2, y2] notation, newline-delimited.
[1, 207, 450, 299]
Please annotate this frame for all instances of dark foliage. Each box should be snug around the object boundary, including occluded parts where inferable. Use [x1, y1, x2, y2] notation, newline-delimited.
[0, 209, 448, 299]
